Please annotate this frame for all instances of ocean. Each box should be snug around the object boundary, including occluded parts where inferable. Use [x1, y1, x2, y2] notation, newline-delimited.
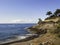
[0, 23, 35, 42]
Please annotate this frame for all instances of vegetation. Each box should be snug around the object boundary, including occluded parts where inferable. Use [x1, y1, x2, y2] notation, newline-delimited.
[38, 18, 42, 24]
[54, 9, 60, 16]
[27, 9, 60, 45]
[46, 11, 52, 16]
[8, 9, 60, 45]
[45, 9, 60, 20]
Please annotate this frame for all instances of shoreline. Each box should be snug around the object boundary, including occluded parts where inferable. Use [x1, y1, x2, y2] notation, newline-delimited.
[0, 34, 38, 45]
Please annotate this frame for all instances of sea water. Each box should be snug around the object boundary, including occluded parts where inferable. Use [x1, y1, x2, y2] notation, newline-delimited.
[0, 23, 35, 42]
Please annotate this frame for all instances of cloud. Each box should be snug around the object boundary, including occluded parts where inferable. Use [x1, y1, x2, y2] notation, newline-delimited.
[11, 19, 34, 23]
[0, 18, 37, 23]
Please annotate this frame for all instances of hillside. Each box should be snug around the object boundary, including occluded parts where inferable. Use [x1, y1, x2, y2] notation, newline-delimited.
[8, 16, 60, 45]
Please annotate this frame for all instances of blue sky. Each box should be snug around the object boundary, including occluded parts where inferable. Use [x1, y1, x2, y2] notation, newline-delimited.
[0, 0, 60, 23]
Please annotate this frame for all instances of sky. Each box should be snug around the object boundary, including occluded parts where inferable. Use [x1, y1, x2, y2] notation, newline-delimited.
[0, 0, 60, 23]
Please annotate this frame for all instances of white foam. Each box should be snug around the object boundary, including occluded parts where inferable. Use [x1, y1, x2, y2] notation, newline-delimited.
[17, 36, 28, 39]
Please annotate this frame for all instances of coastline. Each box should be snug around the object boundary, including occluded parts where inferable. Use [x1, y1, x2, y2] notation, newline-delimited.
[0, 34, 38, 45]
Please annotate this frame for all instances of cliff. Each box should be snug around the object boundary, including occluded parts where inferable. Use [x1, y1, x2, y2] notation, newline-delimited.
[8, 17, 60, 45]
[26, 16, 60, 45]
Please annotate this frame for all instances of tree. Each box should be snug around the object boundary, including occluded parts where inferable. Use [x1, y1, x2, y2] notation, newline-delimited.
[38, 18, 42, 24]
[54, 9, 60, 16]
[46, 11, 52, 16]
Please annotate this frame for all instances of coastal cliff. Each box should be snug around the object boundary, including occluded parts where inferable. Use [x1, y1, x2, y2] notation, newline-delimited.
[7, 9, 60, 45]
[8, 16, 60, 45]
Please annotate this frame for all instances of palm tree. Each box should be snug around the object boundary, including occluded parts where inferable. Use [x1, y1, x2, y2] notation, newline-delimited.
[46, 11, 52, 16]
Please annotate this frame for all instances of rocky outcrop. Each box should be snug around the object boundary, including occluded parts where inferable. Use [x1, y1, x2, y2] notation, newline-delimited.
[6, 17, 60, 45]
[27, 26, 47, 34]
[26, 17, 60, 45]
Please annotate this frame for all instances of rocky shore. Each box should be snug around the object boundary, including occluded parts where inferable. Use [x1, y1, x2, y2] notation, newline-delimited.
[1, 16, 60, 45]
[0, 34, 38, 45]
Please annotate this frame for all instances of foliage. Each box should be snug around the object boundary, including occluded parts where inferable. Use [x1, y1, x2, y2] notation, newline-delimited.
[46, 9, 60, 18]
[54, 9, 60, 16]
[46, 11, 52, 16]
[38, 18, 42, 24]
